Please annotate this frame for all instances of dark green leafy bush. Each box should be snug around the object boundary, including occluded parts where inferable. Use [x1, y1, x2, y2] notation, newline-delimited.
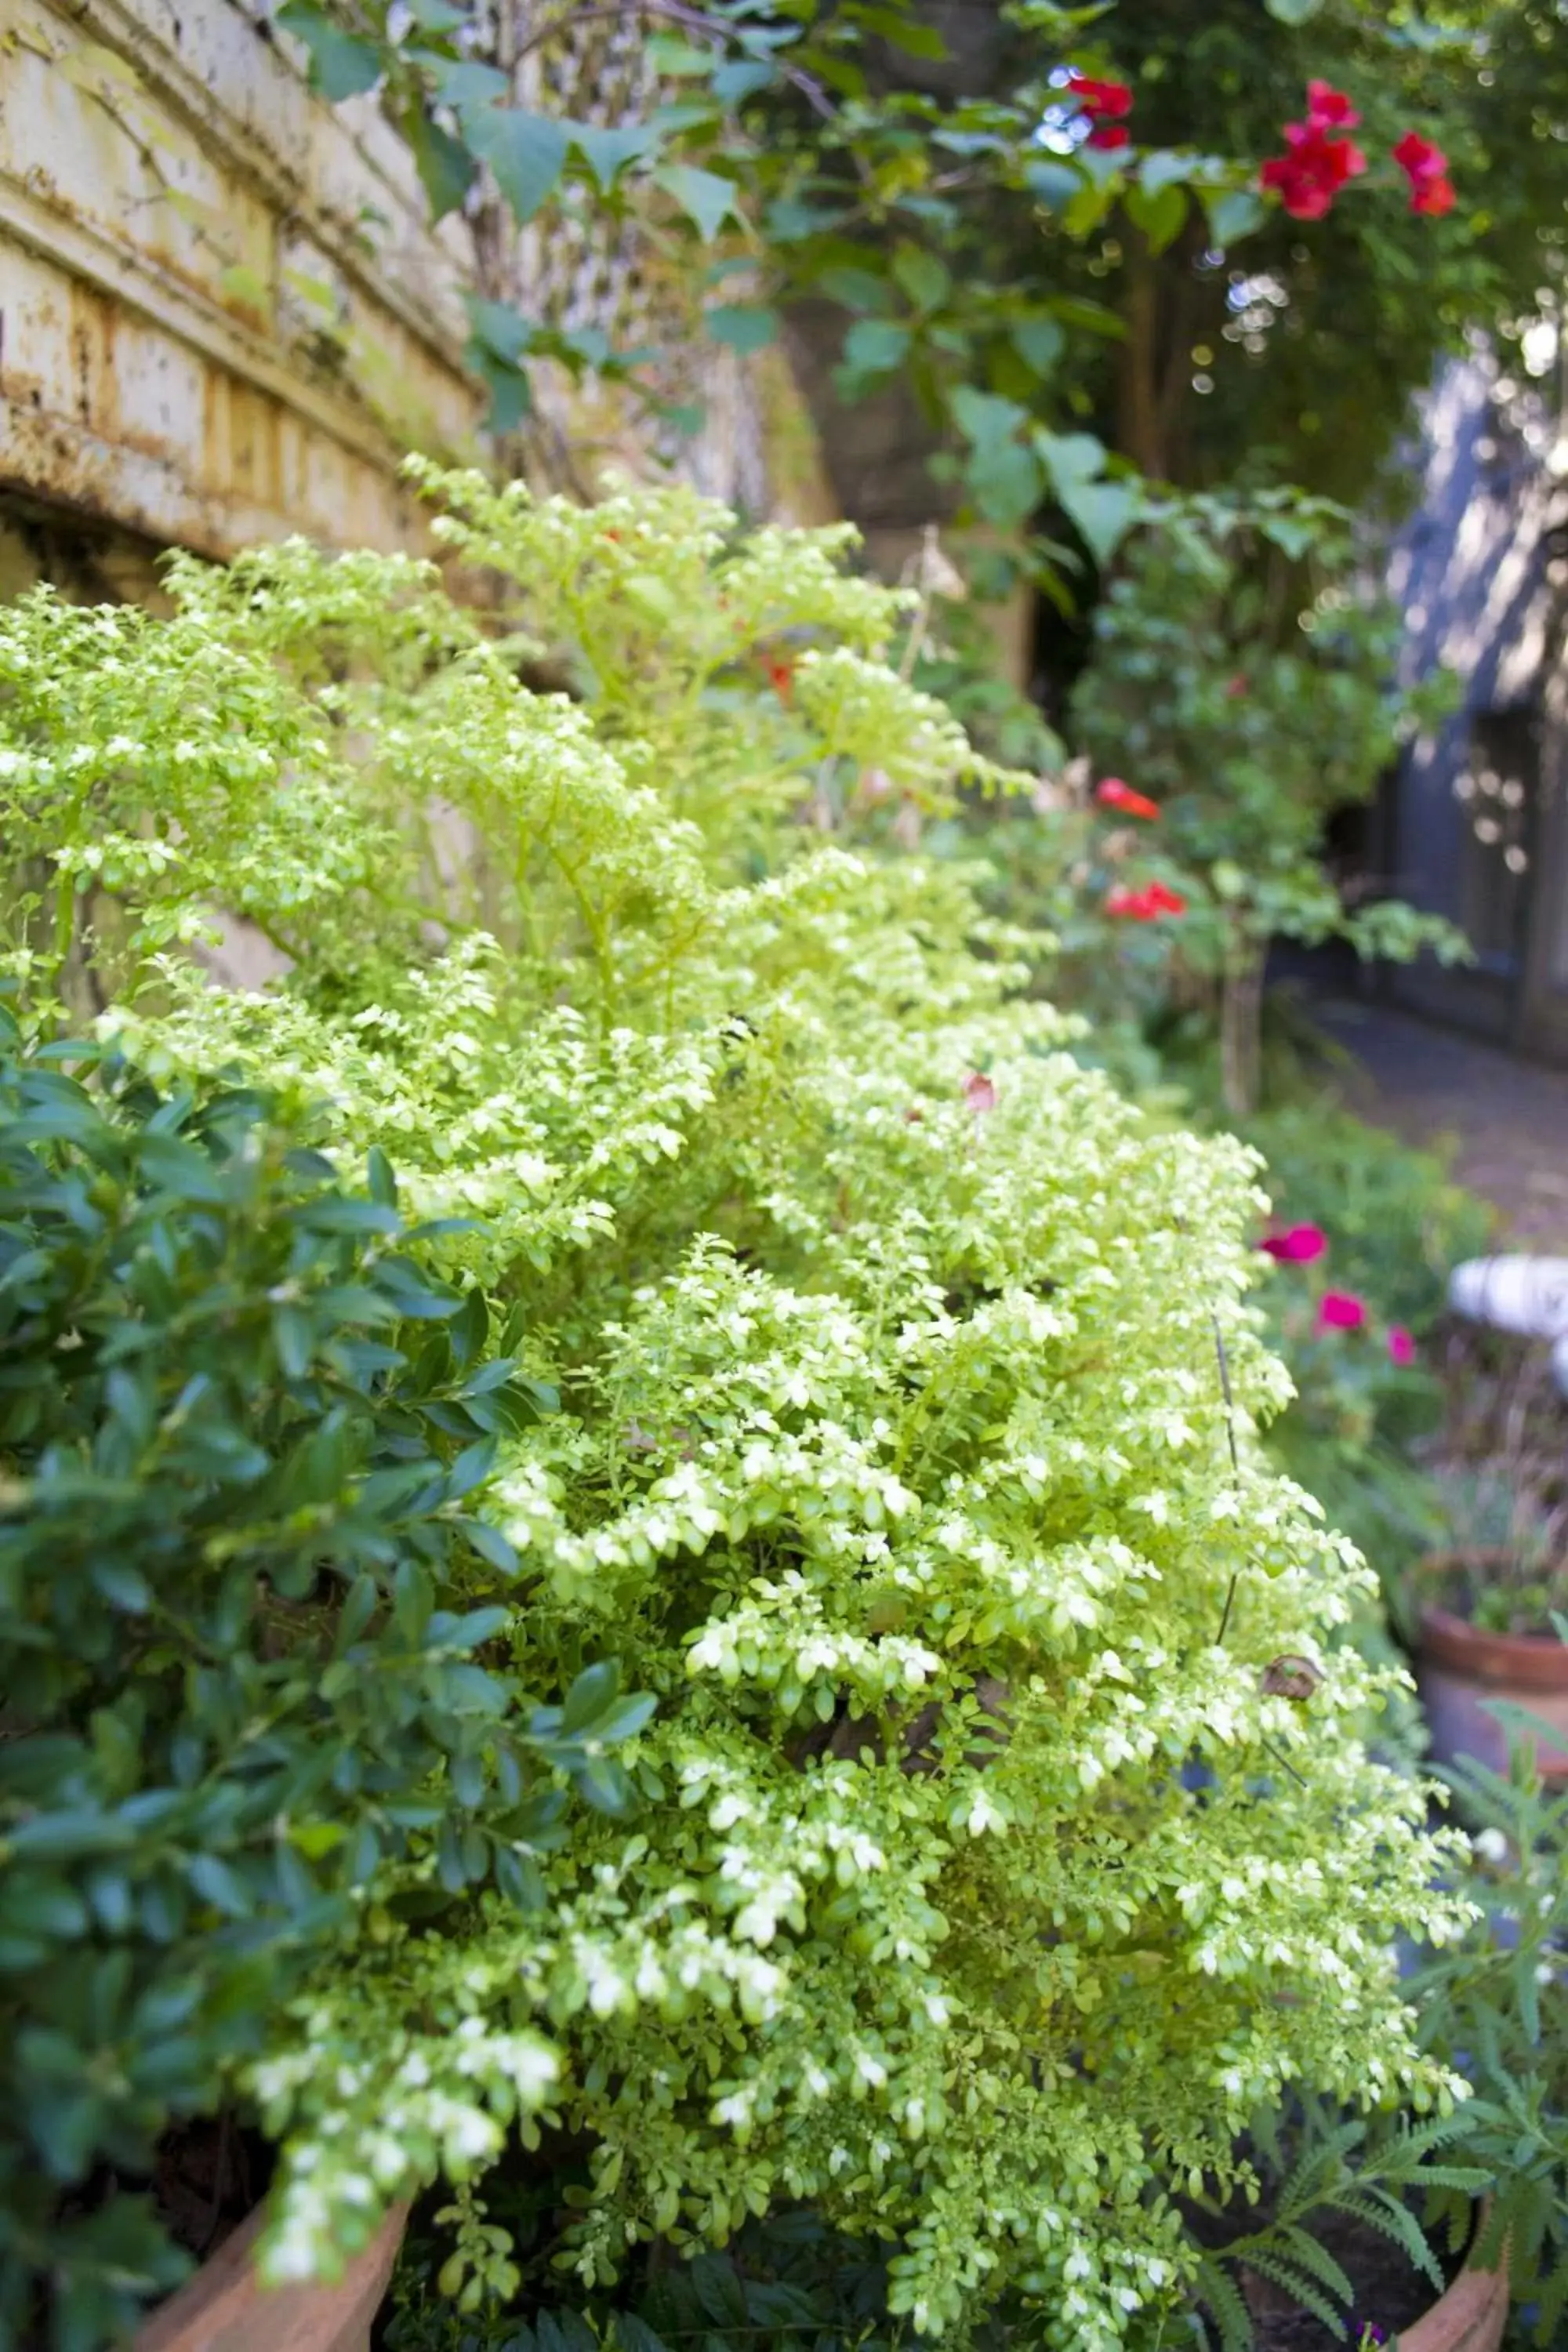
[0, 1001, 647, 2351]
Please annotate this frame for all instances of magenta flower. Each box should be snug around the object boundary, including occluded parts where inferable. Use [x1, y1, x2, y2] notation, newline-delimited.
[963, 1072, 996, 1115]
[1388, 1326, 1416, 1367]
[1260, 1223, 1327, 1265]
[1318, 1290, 1367, 1332]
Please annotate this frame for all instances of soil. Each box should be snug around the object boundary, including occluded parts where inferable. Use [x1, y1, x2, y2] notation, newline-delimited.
[23, 2114, 272, 2349]
[1238, 2205, 1458, 2350]
[149, 2111, 273, 2264]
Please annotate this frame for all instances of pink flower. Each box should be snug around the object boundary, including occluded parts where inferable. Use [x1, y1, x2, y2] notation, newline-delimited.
[1306, 79, 1360, 131]
[1317, 1290, 1367, 1332]
[1225, 673, 1249, 699]
[1260, 1223, 1328, 1265]
[963, 1072, 996, 1114]
[1096, 777, 1161, 820]
[1388, 1326, 1416, 1367]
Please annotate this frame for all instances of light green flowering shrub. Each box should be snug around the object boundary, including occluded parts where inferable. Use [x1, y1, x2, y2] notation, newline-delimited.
[0, 472, 1473, 2350]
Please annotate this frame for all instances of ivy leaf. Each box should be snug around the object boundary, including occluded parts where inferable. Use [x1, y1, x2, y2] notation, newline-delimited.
[420, 56, 509, 111]
[468, 350, 533, 433]
[656, 163, 744, 243]
[274, 2, 382, 100]
[842, 318, 910, 374]
[1011, 317, 1065, 376]
[891, 246, 950, 314]
[1058, 481, 1142, 568]
[1138, 149, 1194, 199]
[646, 33, 717, 75]
[1205, 187, 1265, 245]
[712, 57, 774, 107]
[1025, 158, 1083, 213]
[466, 108, 568, 223]
[704, 304, 779, 352]
[569, 120, 657, 191]
[1035, 427, 1108, 489]
[405, 111, 475, 223]
[1125, 180, 1189, 256]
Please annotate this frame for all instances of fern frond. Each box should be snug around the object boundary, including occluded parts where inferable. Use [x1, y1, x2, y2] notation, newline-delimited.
[1239, 2251, 1346, 2338]
[1192, 2259, 1252, 2352]
[1332, 2186, 1443, 2290]
[1276, 2225, 1354, 2308]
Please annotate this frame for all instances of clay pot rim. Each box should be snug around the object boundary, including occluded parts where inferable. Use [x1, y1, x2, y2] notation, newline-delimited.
[132, 2197, 409, 2352]
[1416, 1550, 1568, 1689]
[1398, 2198, 1508, 2352]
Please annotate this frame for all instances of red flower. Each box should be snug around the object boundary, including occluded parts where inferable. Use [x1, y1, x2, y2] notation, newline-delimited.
[1096, 777, 1161, 820]
[1068, 72, 1133, 120]
[1393, 131, 1454, 214]
[1225, 673, 1249, 699]
[1317, 1290, 1367, 1333]
[1106, 880, 1185, 921]
[1306, 79, 1359, 130]
[1388, 1326, 1416, 1367]
[1260, 113, 1367, 220]
[1412, 172, 1455, 216]
[1260, 1223, 1327, 1265]
[963, 1071, 996, 1114]
[765, 656, 795, 703]
[1087, 124, 1131, 150]
[1393, 129, 1446, 182]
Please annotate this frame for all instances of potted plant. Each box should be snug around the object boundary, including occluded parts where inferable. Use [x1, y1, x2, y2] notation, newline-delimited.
[0, 1008, 644, 2348]
[1413, 1469, 1568, 1780]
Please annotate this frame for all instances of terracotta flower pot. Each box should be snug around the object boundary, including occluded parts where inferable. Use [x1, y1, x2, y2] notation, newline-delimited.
[1415, 1550, 1568, 1781]
[1399, 2217, 1508, 2352]
[133, 2201, 408, 2352]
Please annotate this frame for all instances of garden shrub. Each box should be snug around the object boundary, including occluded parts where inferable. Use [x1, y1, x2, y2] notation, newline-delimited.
[0, 1004, 647, 2351]
[0, 474, 1476, 2350]
[1069, 497, 1466, 1116]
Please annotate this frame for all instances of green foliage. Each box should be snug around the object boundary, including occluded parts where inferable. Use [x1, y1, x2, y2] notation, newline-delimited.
[1067, 494, 1468, 1115]
[1242, 1101, 1494, 1587]
[1189, 2108, 1487, 2352]
[0, 1001, 647, 2351]
[1404, 1748, 1568, 2347]
[0, 477, 1479, 2350]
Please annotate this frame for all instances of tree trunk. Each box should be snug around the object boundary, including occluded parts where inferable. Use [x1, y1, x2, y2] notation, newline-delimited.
[1219, 948, 1265, 1120]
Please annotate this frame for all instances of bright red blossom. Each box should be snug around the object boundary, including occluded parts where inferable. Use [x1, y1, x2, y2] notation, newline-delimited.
[1260, 1223, 1327, 1265]
[1393, 129, 1446, 182]
[1068, 72, 1133, 119]
[1106, 880, 1186, 921]
[1306, 79, 1359, 129]
[765, 656, 795, 703]
[1260, 89, 1367, 220]
[1068, 71, 1134, 149]
[1393, 130, 1454, 214]
[1096, 777, 1161, 820]
[1317, 1290, 1367, 1333]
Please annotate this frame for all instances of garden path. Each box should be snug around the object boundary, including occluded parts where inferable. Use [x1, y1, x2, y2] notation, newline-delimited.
[1316, 998, 1568, 1248]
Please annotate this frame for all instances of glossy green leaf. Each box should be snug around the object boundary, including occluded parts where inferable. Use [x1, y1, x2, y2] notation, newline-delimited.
[274, 2, 383, 100]
[466, 108, 568, 223]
